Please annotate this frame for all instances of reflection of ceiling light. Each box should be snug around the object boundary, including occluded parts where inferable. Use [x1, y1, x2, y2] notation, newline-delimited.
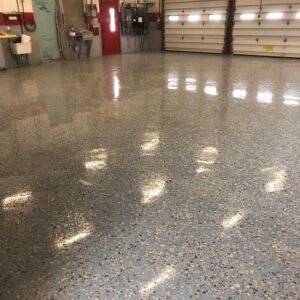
[186, 78, 197, 92]
[202, 146, 218, 154]
[168, 76, 178, 90]
[85, 160, 106, 170]
[169, 16, 179, 21]
[240, 13, 255, 20]
[267, 12, 283, 19]
[209, 14, 222, 21]
[56, 229, 91, 248]
[188, 15, 200, 22]
[142, 178, 165, 203]
[141, 266, 176, 296]
[85, 149, 107, 170]
[141, 132, 159, 154]
[296, 12, 300, 19]
[284, 100, 300, 106]
[257, 91, 273, 104]
[204, 85, 217, 96]
[262, 168, 286, 193]
[196, 166, 211, 173]
[79, 179, 93, 186]
[283, 95, 300, 106]
[197, 160, 215, 164]
[2, 192, 32, 209]
[233, 89, 247, 99]
[113, 73, 120, 101]
[222, 213, 243, 229]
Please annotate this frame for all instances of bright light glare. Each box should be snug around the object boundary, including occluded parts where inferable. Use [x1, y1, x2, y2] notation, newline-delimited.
[196, 166, 211, 173]
[284, 95, 300, 106]
[222, 213, 243, 229]
[296, 12, 300, 19]
[257, 91, 273, 104]
[141, 132, 160, 154]
[113, 73, 120, 100]
[188, 15, 200, 22]
[85, 160, 106, 169]
[204, 85, 217, 96]
[79, 179, 93, 186]
[2, 192, 31, 209]
[169, 15, 179, 22]
[186, 77, 197, 92]
[142, 178, 165, 204]
[209, 14, 222, 21]
[202, 146, 218, 154]
[267, 12, 283, 20]
[140, 266, 176, 296]
[240, 13, 255, 20]
[168, 76, 178, 90]
[110, 8, 116, 32]
[233, 89, 247, 99]
[56, 230, 91, 248]
[85, 148, 107, 170]
[197, 159, 216, 164]
[262, 167, 287, 193]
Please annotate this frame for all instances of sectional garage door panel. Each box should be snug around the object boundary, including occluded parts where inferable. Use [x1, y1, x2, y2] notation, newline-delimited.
[164, 0, 228, 53]
[233, 0, 300, 58]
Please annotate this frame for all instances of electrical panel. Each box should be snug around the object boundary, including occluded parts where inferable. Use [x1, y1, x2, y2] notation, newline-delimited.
[120, 2, 148, 35]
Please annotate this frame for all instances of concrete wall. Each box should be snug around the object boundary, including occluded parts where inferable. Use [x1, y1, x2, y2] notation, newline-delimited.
[62, 0, 102, 58]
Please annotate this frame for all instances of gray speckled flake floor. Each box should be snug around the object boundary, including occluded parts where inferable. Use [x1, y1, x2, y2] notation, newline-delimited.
[0, 52, 299, 300]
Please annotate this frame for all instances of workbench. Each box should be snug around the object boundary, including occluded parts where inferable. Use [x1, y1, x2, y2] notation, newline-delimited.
[0, 31, 17, 39]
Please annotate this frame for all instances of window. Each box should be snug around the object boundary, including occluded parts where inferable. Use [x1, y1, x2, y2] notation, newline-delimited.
[266, 12, 283, 20]
[209, 14, 222, 21]
[109, 8, 116, 32]
[240, 13, 255, 20]
[169, 16, 179, 22]
[188, 15, 200, 22]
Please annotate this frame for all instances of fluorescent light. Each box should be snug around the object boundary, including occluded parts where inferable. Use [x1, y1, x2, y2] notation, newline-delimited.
[233, 89, 247, 99]
[296, 12, 300, 19]
[257, 91, 273, 104]
[209, 14, 222, 21]
[169, 16, 179, 22]
[240, 13, 255, 20]
[267, 12, 283, 20]
[188, 15, 200, 22]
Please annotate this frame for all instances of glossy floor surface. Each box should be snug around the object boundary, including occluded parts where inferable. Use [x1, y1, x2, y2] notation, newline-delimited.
[0, 53, 299, 299]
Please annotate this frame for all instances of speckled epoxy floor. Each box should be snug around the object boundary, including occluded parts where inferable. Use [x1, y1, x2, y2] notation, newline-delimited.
[0, 52, 299, 299]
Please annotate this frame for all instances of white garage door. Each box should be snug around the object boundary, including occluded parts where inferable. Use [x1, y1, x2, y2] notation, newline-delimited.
[233, 0, 300, 58]
[164, 0, 228, 53]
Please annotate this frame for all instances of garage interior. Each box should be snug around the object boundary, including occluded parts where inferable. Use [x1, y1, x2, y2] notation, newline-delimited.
[0, 1, 299, 299]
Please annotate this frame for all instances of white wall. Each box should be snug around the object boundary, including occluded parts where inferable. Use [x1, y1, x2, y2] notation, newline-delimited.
[0, 0, 33, 12]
